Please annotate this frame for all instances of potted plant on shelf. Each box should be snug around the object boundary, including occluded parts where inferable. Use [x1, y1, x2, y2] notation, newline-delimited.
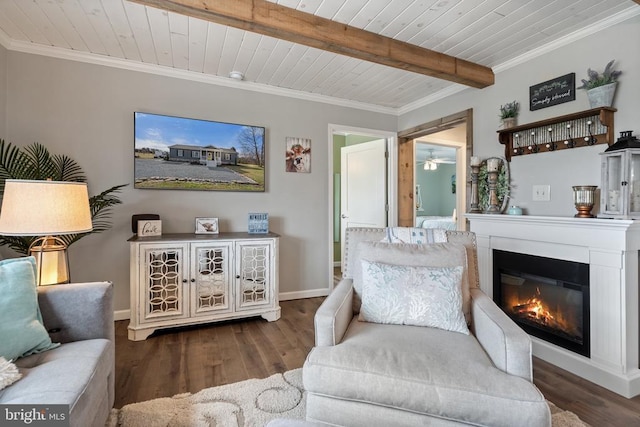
[499, 101, 519, 129]
[577, 59, 621, 108]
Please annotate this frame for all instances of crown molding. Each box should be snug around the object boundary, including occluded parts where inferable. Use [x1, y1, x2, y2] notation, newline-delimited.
[397, 84, 468, 116]
[1, 38, 398, 116]
[493, 6, 640, 74]
[401, 6, 640, 115]
[0, 26, 11, 49]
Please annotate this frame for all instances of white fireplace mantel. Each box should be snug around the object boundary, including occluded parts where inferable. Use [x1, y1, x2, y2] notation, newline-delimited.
[467, 214, 640, 398]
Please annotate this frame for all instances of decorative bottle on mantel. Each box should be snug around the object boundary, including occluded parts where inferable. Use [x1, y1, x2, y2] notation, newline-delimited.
[598, 131, 640, 219]
[572, 186, 597, 218]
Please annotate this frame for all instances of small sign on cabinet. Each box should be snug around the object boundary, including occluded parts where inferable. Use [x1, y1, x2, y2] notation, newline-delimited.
[137, 220, 162, 237]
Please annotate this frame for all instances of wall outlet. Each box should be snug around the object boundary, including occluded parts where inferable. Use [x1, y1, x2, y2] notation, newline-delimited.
[533, 185, 551, 201]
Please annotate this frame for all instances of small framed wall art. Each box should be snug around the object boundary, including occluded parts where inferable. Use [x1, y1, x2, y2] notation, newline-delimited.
[195, 217, 219, 234]
[137, 220, 162, 237]
[285, 137, 311, 173]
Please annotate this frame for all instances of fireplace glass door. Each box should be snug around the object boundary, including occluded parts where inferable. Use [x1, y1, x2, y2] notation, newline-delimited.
[493, 250, 590, 357]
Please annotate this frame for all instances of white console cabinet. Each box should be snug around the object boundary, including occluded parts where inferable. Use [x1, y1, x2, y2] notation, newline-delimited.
[128, 232, 280, 340]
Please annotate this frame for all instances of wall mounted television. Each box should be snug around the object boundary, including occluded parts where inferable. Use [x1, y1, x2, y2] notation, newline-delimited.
[134, 112, 265, 192]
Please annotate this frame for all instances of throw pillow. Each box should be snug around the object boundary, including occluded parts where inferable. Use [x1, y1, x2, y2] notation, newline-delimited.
[381, 227, 446, 244]
[0, 257, 59, 361]
[0, 356, 21, 390]
[353, 241, 471, 321]
[359, 260, 469, 334]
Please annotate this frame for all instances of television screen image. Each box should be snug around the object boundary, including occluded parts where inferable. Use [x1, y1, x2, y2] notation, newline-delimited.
[134, 112, 265, 191]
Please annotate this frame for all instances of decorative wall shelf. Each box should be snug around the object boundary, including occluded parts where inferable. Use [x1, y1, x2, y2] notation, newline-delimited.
[498, 107, 616, 161]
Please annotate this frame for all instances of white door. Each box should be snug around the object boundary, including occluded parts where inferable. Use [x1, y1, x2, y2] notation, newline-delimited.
[340, 139, 387, 266]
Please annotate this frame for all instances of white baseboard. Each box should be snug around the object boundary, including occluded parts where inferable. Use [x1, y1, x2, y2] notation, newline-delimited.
[113, 289, 329, 321]
[279, 288, 330, 301]
[114, 309, 130, 321]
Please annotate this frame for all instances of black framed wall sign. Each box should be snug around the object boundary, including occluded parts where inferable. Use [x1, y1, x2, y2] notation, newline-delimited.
[529, 73, 575, 111]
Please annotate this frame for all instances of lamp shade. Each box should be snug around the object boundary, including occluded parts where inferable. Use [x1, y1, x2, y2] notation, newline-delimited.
[0, 180, 93, 235]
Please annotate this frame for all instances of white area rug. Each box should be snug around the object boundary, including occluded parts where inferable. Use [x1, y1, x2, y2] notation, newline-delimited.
[108, 369, 589, 426]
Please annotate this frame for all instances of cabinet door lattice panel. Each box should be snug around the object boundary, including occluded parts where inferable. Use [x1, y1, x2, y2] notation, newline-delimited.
[193, 243, 232, 315]
[239, 244, 269, 307]
[144, 247, 187, 321]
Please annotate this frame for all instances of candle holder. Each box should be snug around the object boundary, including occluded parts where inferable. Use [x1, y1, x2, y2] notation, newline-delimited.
[572, 185, 597, 218]
[485, 158, 501, 214]
[469, 157, 482, 213]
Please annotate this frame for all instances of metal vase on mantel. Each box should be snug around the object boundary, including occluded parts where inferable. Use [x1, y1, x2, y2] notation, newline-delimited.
[587, 82, 617, 108]
[572, 185, 597, 218]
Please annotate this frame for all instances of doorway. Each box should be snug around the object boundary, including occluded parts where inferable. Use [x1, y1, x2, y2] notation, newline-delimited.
[415, 124, 467, 229]
[398, 109, 473, 228]
[328, 124, 398, 284]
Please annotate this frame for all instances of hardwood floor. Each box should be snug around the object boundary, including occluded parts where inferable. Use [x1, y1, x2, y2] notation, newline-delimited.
[115, 297, 640, 426]
[114, 297, 319, 408]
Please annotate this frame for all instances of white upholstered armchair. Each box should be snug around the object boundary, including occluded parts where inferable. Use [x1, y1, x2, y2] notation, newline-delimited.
[302, 228, 551, 426]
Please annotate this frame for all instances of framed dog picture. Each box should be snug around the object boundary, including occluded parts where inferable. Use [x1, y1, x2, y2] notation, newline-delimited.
[195, 217, 219, 234]
[285, 137, 311, 173]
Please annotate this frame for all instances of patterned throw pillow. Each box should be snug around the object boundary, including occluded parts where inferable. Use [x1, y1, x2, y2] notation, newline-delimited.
[358, 260, 469, 335]
[381, 227, 447, 244]
[0, 356, 21, 391]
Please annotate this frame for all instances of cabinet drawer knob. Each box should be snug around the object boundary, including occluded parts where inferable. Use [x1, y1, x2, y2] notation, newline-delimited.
[191, 278, 196, 283]
[236, 275, 240, 279]
[182, 279, 187, 283]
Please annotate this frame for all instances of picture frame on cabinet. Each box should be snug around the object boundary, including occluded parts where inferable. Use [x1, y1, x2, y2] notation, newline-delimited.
[195, 217, 219, 234]
[248, 213, 269, 234]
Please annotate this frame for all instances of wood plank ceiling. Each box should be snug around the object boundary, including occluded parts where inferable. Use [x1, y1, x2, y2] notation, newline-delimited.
[0, 0, 637, 112]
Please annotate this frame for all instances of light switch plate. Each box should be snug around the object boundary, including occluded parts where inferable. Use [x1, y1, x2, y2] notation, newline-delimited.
[533, 185, 551, 201]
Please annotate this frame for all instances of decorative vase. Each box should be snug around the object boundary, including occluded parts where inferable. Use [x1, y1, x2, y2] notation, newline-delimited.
[572, 185, 597, 218]
[587, 82, 617, 108]
[502, 117, 517, 129]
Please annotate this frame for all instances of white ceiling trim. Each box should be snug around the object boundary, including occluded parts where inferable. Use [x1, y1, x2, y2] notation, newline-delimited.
[0, 6, 637, 117]
[0, 35, 398, 116]
[0, 26, 10, 49]
[397, 83, 468, 116]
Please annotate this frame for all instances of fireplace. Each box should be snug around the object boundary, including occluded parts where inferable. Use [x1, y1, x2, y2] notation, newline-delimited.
[493, 250, 590, 357]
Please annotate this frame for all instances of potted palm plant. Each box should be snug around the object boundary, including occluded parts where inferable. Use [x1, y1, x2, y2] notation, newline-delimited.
[577, 59, 621, 108]
[0, 140, 126, 254]
[499, 101, 519, 129]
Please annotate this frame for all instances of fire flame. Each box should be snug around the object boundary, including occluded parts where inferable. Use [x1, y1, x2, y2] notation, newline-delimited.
[509, 287, 579, 337]
[520, 288, 555, 325]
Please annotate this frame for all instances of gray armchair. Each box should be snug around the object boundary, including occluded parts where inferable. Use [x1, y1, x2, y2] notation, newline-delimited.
[0, 281, 114, 427]
[303, 228, 551, 426]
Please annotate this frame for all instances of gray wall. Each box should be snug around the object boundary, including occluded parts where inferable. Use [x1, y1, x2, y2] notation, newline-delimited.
[0, 44, 6, 137]
[416, 163, 456, 217]
[4, 51, 397, 313]
[400, 15, 640, 216]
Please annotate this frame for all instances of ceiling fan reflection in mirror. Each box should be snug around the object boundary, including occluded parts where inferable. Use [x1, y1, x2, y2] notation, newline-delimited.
[423, 149, 455, 170]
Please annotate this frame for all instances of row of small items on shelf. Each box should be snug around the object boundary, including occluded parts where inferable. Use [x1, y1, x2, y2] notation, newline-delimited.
[512, 117, 603, 155]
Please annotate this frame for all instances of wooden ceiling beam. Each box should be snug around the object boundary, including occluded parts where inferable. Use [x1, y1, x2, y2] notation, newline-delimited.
[130, 0, 494, 89]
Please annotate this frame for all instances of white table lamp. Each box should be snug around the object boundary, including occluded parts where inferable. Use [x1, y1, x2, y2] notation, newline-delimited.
[0, 180, 93, 285]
